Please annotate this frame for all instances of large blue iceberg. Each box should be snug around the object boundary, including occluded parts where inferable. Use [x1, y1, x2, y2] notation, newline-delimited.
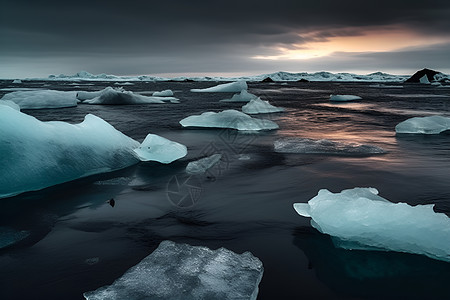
[0, 106, 187, 198]
[294, 188, 450, 262]
[84, 240, 264, 300]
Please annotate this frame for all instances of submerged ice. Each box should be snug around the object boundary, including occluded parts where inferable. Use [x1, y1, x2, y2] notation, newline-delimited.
[84, 240, 264, 300]
[186, 154, 222, 175]
[395, 116, 450, 134]
[133, 134, 187, 164]
[1, 90, 78, 109]
[293, 188, 450, 262]
[242, 98, 284, 114]
[274, 138, 386, 155]
[191, 81, 248, 93]
[180, 109, 279, 131]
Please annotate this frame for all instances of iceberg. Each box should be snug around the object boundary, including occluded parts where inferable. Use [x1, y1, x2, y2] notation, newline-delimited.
[12, 79, 22, 84]
[0, 106, 140, 198]
[79, 87, 177, 105]
[152, 89, 174, 97]
[293, 188, 450, 262]
[0, 100, 20, 111]
[1, 90, 78, 109]
[191, 81, 248, 93]
[84, 241, 263, 300]
[395, 116, 450, 134]
[133, 134, 187, 164]
[220, 90, 257, 102]
[186, 154, 222, 175]
[180, 109, 279, 131]
[274, 138, 386, 155]
[242, 97, 284, 114]
[330, 94, 362, 102]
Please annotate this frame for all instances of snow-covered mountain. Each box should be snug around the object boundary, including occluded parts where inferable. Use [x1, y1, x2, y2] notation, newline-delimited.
[18, 70, 449, 82]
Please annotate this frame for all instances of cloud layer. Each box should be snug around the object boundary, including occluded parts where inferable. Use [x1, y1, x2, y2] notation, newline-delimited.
[2, 0, 450, 77]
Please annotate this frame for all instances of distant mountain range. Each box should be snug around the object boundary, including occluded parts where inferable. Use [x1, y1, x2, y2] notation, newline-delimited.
[11, 69, 450, 83]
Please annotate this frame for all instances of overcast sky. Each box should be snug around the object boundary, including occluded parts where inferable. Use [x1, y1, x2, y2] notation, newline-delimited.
[1, 0, 450, 78]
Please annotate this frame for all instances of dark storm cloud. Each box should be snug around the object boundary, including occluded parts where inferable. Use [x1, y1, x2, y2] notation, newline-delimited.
[1, 0, 450, 76]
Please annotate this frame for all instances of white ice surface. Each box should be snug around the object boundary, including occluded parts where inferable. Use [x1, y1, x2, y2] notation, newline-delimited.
[293, 188, 450, 262]
[274, 138, 386, 155]
[329, 94, 362, 101]
[1, 90, 78, 109]
[180, 109, 279, 131]
[0, 106, 140, 198]
[84, 240, 263, 300]
[242, 97, 284, 114]
[191, 81, 248, 92]
[152, 89, 174, 97]
[186, 154, 222, 175]
[395, 116, 450, 134]
[0, 100, 20, 111]
[220, 90, 257, 102]
[133, 134, 187, 164]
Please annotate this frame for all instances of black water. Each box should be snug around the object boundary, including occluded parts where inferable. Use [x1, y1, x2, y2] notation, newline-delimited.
[0, 80, 449, 299]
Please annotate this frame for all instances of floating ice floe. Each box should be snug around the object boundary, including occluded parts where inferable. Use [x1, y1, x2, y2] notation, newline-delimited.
[293, 188, 450, 262]
[330, 94, 362, 102]
[152, 89, 174, 97]
[191, 81, 248, 93]
[1, 90, 78, 109]
[84, 240, 264, 300]
[242, 97, 284, 114]
[12, 79, 22, 84]
[0, 106, 140, 198]
[274, 138, 386, 156]
[0, 227, 30, 249]
[220, 90, 257, 102]
[180, 109, 279, 131]
[78, 87, 178, 105]
[186, 154, 222, 175]
[0, 107, 187, 198]
[0, 100, 20, 111]
[395, 116, 450, 134]
[133, 134, 187, 164]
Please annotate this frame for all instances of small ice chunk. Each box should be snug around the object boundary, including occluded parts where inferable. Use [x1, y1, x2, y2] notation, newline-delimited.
[191, 81, 248, 93]
[274, 138, 386, 155]
[395, 115, 450, 134]
[133, 134, 187, 164]
[0, 100, 20, 111]
[84, 241, 264, 300]
[1, 90, 78, 109]
[12, 79, 22, 84]
[78, 87, 178, 105]
[186, 154, 222, 175]
[330, 94, 362, 101]
[242, 97, 285, 114]
[0, 227, 30, 249]
[220, 90, 257, 102]
[152, 89, 174, 97]
[419, 74, 430, 84]
[293, 188, 450, 262]
[0, 106, 140, 198]
[180, 109, 279, 131]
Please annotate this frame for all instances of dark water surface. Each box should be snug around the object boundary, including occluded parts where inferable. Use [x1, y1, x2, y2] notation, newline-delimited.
[1, 80, 450, 299]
